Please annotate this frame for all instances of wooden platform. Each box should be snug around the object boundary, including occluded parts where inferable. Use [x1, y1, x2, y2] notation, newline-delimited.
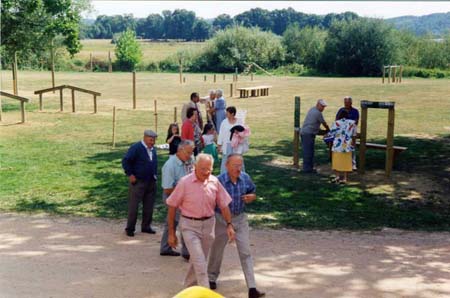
[236, 85, 272, 98]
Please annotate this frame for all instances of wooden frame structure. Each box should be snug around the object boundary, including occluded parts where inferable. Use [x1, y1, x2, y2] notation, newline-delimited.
[0, 91, 30, 123]
[236, 85, 272, 98]
[382, 65, 403, 84]
[359, 100, 399, 177]
[34, 85, 101, 113]
[293, 96, 301, 167]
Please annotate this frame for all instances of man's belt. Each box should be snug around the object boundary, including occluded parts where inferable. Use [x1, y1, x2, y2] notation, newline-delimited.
[182, 215, 213, 221]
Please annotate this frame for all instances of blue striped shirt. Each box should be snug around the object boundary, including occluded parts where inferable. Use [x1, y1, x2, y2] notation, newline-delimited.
[217, 172, 256, 215]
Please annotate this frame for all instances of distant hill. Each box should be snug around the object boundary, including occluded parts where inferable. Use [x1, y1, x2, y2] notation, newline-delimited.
[386, 12, 450, 36]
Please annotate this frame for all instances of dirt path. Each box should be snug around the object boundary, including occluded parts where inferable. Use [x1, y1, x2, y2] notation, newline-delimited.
[1, 212, 449, 298]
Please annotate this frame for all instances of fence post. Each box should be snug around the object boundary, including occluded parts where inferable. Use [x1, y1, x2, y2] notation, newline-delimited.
[251, 73, 253, 81]
[93, 95, 97, 114]
[214, 74, 216, 83]
[90, 53, 93, 72]
[71, 88, 75, 113]
[59, 88, 64, 111]
[174, 107, 177, 123]
[293, 96, 301, 167]
[382, 66, 385, 84]
[50, 41, 55, 93]
[108, 51, 112, 73]
[230, 83, 233, 98]
[20, 100, 25, 123]
[39, 93, 43, 111]
[132, 71, 136, 109]
[112, 106, 116, 148]
[14, 52, 18, 95]
[386, 107, 395, 177]
[204, 75, 206, 82]
[359, 106, 368, 174]
[223, 74, 225, 80]
[154, 99, 158, 134]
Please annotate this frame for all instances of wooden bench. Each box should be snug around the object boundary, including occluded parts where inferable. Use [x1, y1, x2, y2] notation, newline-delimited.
[356, 140, 407, 162]
[236, 85, 272, 98]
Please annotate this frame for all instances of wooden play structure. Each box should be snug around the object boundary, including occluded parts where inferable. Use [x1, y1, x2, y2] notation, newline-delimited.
[34, 85, 101, 113]
[358, 100, 407, 177]
[382, 65, 403, 84]
[242, 62, 273, 76]
[0, 91, 30, 123]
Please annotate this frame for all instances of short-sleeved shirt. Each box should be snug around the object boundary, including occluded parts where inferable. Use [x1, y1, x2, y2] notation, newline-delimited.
[336, 107, 359, 124]
[301, 107, 326, 135]
[166, 172, 232, 218]
[161, 155, 194, 190]
[217, 172, 256, 216]
[330, 118, 356, 153]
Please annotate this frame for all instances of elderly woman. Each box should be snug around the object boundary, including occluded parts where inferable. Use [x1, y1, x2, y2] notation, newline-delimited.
[217, 106, 244, 174]
[214, 89, 226, 131]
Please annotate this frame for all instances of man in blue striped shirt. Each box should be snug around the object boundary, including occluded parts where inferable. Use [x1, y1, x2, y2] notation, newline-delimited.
[208, 154, 265, 298]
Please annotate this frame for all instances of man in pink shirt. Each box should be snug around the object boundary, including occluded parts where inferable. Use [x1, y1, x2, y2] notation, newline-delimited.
[167, 153, 235, 289]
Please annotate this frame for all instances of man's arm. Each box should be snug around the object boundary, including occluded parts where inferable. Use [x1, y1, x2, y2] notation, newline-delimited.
[167, 206, 178, 249]
[122, 145, 137, 184]
[163, 188, 174, 196]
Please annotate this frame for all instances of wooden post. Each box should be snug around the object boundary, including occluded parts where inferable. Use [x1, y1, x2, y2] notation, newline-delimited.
[388, 65, 392, 84]
[204, 75, 206, 82]
[71, 88, 75, 113]
[39, 93, 43, 111]
[382, 66, 385, 84]
[90, 53, 93, 72]
[223, 74, 225, 80]
[174, 107, 177, 123]
[93, 95, 97, 114]
[154, 99, 158, 134]
[359, 106, 368, 174]
[179, 59, 183, 84]
[399, 65, 403, 83]
[230, 83, 233, 98]
[132, 71, 136, 109]
[293, 96, 301, 167]
[183, 76, 186, 83]
[214, 74, 216, 83]
[20, 100, 25, 123]
[51, 42, 55, 93]
[11, 63, 17, 95]
[59, 88, 64, 112]
[386, 107, 395, 177]
[108, 51, 112, 73]
[393, 66, 397, 83]
[251, 73, 254, 81]
[112, 106, 116, 148]
[13, 52, 18, 95]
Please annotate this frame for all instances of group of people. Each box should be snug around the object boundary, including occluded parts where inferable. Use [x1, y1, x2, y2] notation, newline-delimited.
[300, 96, 360, 184]
[121, 91, 262, 298]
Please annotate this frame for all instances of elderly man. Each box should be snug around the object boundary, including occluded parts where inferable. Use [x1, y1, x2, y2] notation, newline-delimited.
[300, 99, 330, 173]
[181, 92, 204, 130]
[202, 89, 217, 128]
[160, 140, 195, 259]
[208, 154, 265, 298]
[167, 154, 235, 288]
[336, 96, 359, 170]
[122, 130, 158, 237]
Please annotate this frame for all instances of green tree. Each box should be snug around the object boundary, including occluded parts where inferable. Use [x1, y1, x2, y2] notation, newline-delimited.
[1, 0, 89, 67]
[196, 26, 285, 72]
[319, 18, 399, 76]
[114, 29, 142, 71]
[282, 25, 327, 68]
[213, 14, 233, 31]
[192, 19, 212, 41]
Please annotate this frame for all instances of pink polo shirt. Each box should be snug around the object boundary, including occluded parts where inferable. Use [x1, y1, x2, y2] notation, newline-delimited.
[166, 172, 232, 218]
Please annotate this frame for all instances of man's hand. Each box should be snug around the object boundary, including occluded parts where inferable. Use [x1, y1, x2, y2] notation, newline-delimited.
[241, 194, 256, 204]
[226, 224, 236, 242]
[129, 175, 137, 184]
[168, 233, 178, 249]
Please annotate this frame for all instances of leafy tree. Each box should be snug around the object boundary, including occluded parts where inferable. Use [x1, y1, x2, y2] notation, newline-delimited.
[283, 25, 327, 68]
[1, 0, 89, 67]
[417, 33, 449, 69]
[136, 14, 164, 39]
[192, 19, 212, 41]
[319, 18, 399, 76]
[234, 8, 273, 31]
[164, 9, 196, 40]
[196, 26, 285, 72]
[213, 14, 233, 31]
[114, 29, 142, 71]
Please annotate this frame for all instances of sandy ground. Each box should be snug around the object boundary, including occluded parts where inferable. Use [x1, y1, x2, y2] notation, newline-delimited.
[1, 212, 449, 298]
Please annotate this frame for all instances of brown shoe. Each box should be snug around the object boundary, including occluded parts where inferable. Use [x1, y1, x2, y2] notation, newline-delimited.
[249, 288, 265, 298]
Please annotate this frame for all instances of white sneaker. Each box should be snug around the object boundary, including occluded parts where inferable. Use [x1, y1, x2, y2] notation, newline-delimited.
[352, 165, 357, 170]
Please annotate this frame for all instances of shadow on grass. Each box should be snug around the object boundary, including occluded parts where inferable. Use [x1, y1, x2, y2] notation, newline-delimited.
[245, 134, 450, 230]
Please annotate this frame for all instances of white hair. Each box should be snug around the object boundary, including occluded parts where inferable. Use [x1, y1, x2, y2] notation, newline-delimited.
[195, 153, 214, 166]
[209, 89, 216, 95]
[216, 89, 223, 97]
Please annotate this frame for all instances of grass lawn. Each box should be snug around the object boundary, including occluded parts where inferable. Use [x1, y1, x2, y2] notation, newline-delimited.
[1, 71, 449, 230]
[74, 39, 204, 64]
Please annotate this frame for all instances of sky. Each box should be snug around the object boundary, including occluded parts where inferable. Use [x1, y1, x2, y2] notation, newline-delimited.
[84, 1, 450, 20]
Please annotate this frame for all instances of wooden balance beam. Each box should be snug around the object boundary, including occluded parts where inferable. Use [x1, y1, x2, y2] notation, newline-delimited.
[356, 140, 407, 162]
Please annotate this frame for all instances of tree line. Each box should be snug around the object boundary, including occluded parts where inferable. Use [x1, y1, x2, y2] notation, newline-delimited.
[81, 8, 359, 41]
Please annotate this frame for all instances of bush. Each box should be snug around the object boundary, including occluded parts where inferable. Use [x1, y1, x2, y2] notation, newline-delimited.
[401, 66, 450, 78]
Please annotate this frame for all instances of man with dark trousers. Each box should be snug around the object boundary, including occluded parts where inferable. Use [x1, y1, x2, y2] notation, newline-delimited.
[122, 130, 158, 237]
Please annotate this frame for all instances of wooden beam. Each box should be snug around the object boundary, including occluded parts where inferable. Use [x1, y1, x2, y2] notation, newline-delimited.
[59, 88, 64, 112]
[293, 96, 301, 167]
[359, 106, 368, 174]
[112, 106, 116, 148]
[386, 107, 395, 177]
[132, 71, 136, 109]
[20, 100, 25, 123]
[0, 91, 29, 102]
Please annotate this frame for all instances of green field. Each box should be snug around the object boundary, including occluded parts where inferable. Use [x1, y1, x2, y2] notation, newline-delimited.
[74, 39, 204, 64]
[1, 71, 449, 230]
